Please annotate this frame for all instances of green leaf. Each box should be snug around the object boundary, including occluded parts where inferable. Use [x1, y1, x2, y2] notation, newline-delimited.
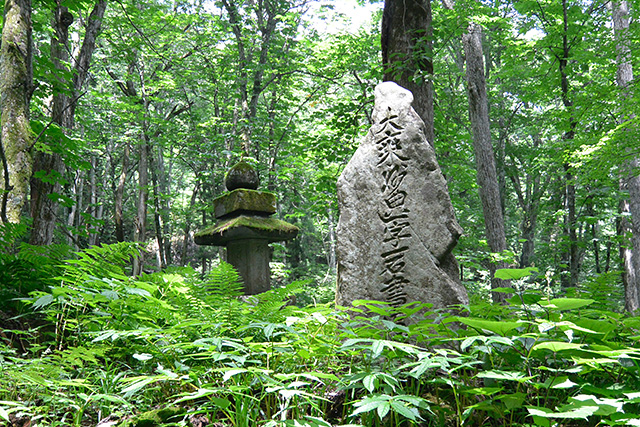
[0, 407, 9, 422]
[33, 294, 54, 309]
[495, 267, 538, 280]
[351, 395, 389, 417]
[477, 370, 536, 383]
[527, 405, 599, 419]
[390, 400, 420, 421]
[133, 353, 153, 361]
[455, 317, 522, 336]
[539, 298, 595, 310]
[174, 388, 218, 404]
[371, 340, 385, 358]
[363, 374, 377, 393]
[120, 376, 160, 397]
[376, 401, 390, 419]
[497, 393, 527, 410]
[532, 341, 583, 352]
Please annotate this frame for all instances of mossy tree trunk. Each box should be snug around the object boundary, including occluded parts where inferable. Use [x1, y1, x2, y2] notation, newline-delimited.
[0, 0, 33, 224]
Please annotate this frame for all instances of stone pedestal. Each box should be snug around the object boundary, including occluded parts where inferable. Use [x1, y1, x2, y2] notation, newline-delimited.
[194, 161, 299, 295]
[227, 239, 271, 295]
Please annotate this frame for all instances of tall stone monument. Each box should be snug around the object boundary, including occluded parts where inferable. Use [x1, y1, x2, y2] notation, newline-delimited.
[336, 82, 468, 311]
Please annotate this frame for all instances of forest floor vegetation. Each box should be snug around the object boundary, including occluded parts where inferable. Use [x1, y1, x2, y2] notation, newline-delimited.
[1, 240, 639, 427]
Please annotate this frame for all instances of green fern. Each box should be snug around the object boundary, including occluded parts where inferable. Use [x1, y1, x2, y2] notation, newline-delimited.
[202, 261, 245, 303]
[249, 280, 309, 323]
[0, 225, 70, 314]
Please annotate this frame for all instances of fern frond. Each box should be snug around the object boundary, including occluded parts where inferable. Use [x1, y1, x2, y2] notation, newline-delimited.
[249, 280, 310, 323]
[203, 261, 244, 301]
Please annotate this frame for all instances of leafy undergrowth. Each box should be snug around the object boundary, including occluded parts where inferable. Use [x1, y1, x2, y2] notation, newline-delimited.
[1, 243, 640, 426]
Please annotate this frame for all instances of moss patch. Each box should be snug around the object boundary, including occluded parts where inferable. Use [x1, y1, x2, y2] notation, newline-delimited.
[199, 215, 299, 236]
[213, 189, 276, 218]
[119, 406, 186, 427]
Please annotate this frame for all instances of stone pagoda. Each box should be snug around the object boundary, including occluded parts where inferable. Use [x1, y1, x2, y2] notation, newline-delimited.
[195, 160, 299, 295]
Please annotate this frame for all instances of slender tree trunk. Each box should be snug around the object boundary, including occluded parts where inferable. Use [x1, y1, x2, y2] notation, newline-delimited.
[613, 0, 640, 313]
[88, 155, 105, 246]
[327, 206, 337, 273]
[150, 148, 166, 268]
[69, 1, 106, 119]
[508, 139, 543, 269]
[181, 181, 199, 266]
[115, 143, 130, 242]
[67, 170, 84, 250]
[0, 0, 33, 224]
[381, 0, 435, 146]
[557, 0, 580, 289]
[133, 134, 149, 275]
[462, 23, 510, 302]
[155, 146, 171, 265]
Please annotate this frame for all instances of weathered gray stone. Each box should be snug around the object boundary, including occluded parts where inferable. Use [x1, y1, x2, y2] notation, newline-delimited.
[225, 160, 260, 191]
[336, 82, 468, 312]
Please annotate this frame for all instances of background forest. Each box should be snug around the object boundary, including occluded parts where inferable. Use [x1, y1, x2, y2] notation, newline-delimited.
[1, 0, 640, 426]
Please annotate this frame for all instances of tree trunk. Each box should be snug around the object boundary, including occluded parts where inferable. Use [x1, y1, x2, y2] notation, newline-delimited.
[155, 146, 172, 265]
[29, 6, 72, 245]
[558, 0, 580, 289]
[150, 148, 166, 268]
[327, 206, 337, 273]
[613, 0, 640, 313]
[381, 0, 435, 146]
[508, 136, 544, 269]
[69, 1, 107, 119]
[133, 135, 149, 275]
[30, 1, 106, 244]
[0, 0, 33, 224]
[115, 142, 130, 242]
[462, 23, 510, 302]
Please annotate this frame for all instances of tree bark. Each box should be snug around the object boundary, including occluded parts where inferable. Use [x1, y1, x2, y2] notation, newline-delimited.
[133, 134, 149, 276]
[29, 1, 106, 244]
[150, 148, 166, 268]
[115, 142, 130, 242]
[381, 0, 434, 147]
[462, 23, 510, 302]
[180, 181, 199, 267]
[557, 0, 580, 289]
[221, 0, 292, 157]
[507, 136, 544, 269]
[612, 0, 640, 313]
[0, 0, 33, 224]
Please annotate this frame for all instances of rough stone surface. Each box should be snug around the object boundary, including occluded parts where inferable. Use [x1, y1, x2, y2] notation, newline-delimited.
[214, 189, 276, 218]
[225, 160, 260, 191]
[336, 82, 468, 312]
